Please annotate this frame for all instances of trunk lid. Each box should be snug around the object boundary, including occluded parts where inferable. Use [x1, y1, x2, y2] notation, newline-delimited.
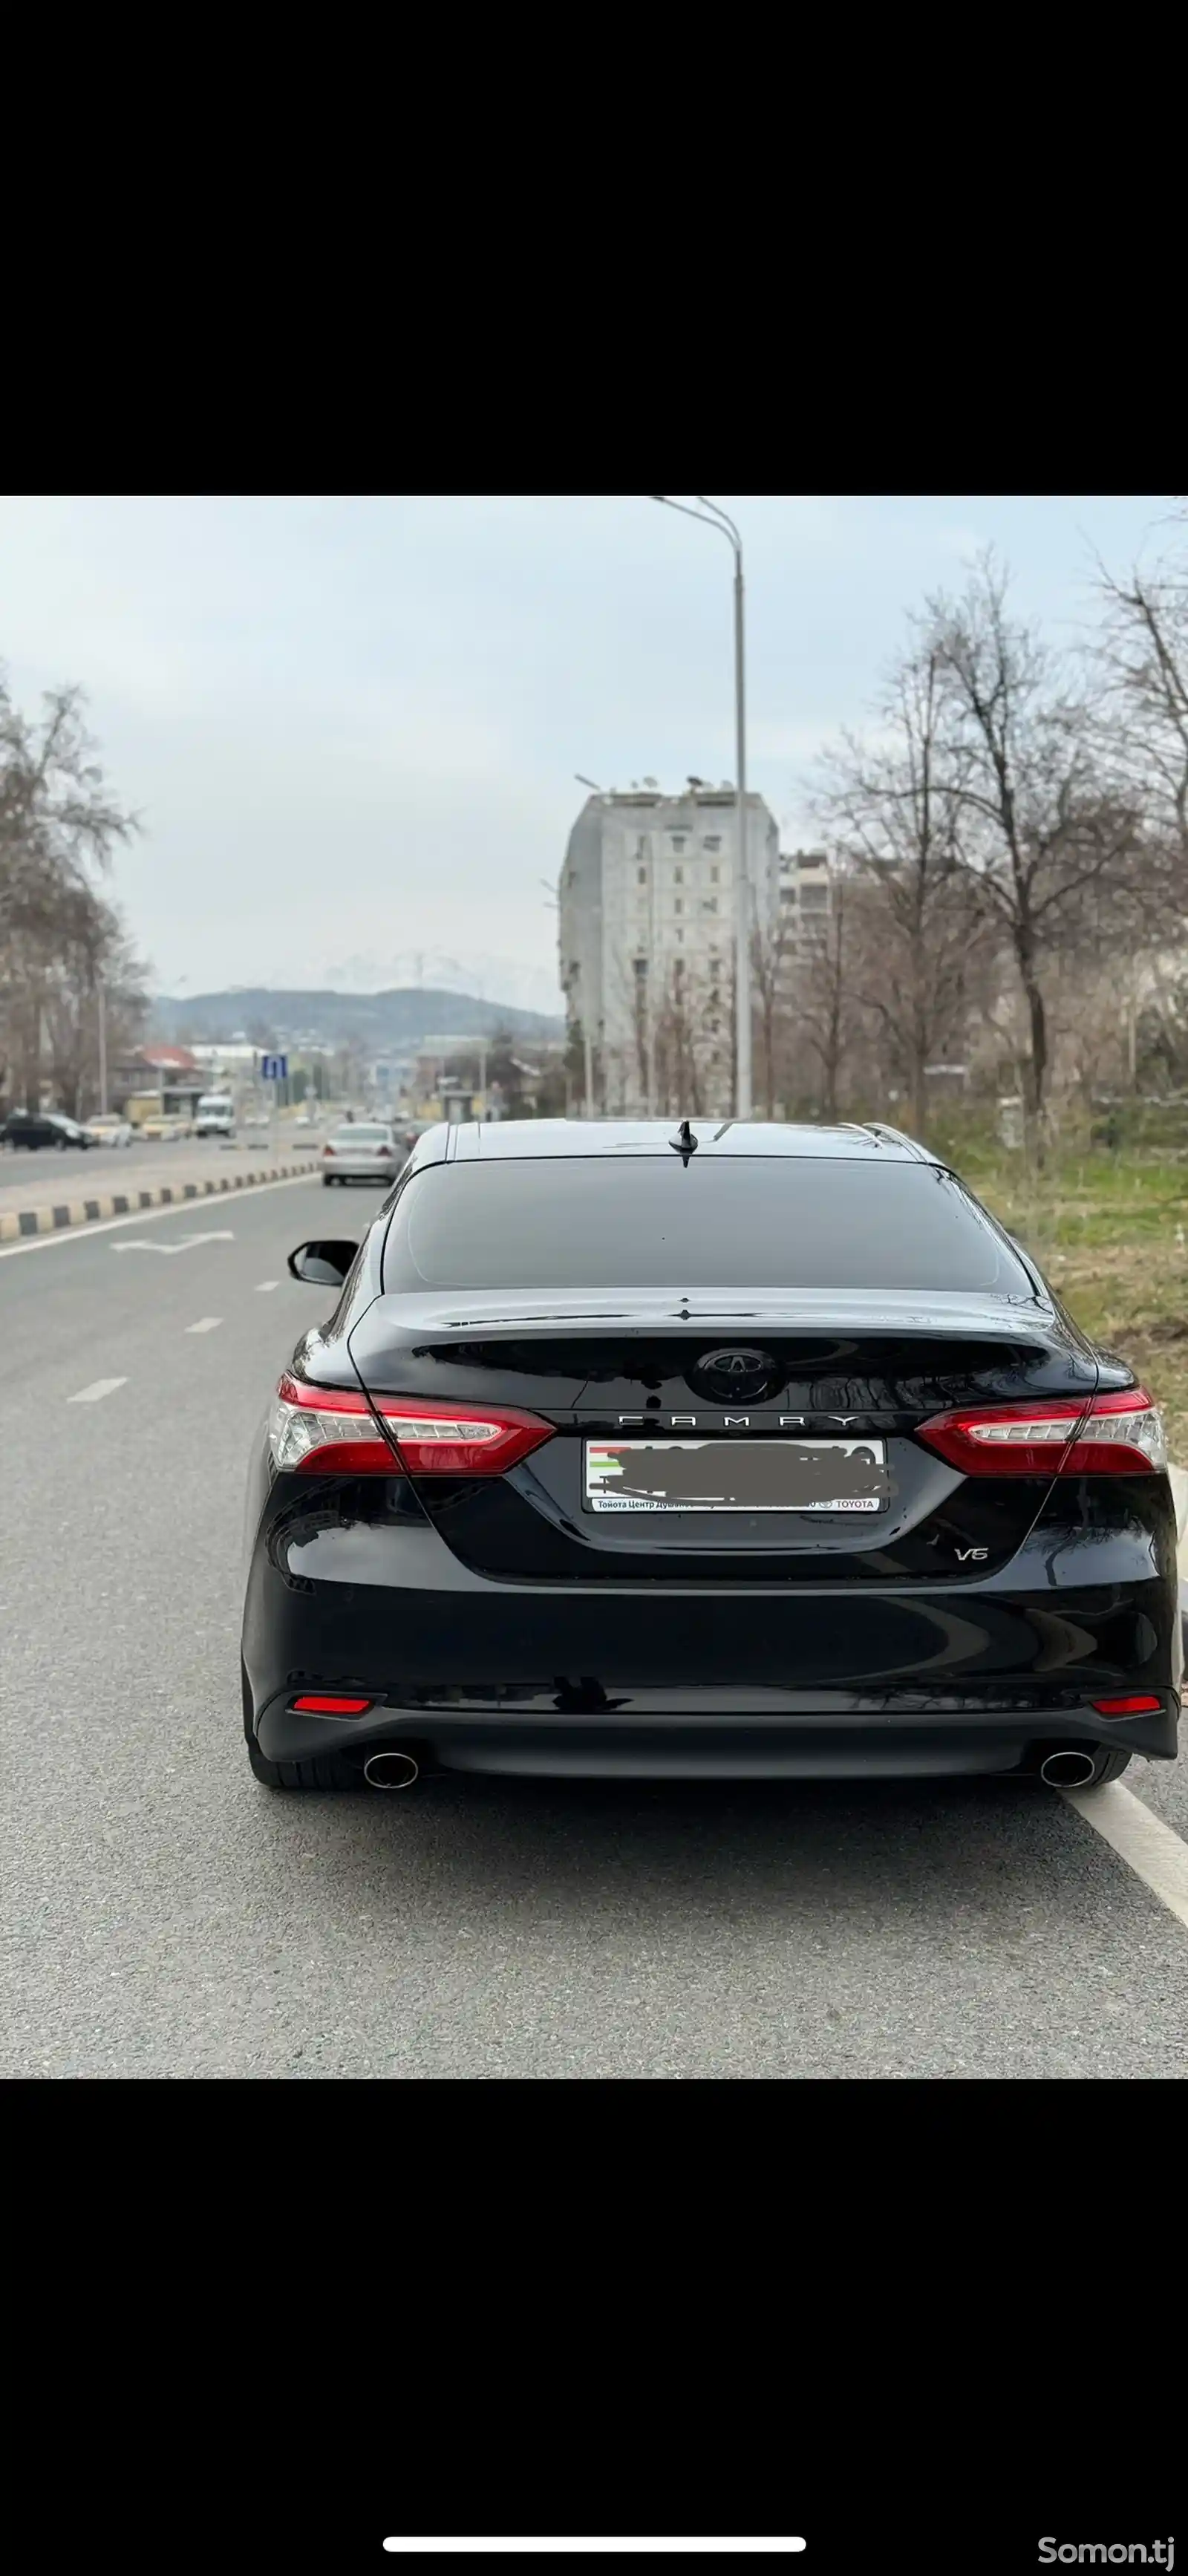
[345, 1291, 1098, 1585]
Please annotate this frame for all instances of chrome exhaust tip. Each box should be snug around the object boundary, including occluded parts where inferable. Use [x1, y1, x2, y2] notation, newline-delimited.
[1040, 1747, 1099, 1788]
[363, 1750, 420, 1790]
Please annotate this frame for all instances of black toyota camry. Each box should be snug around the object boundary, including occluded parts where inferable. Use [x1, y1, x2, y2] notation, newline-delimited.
[240, 1119, 1184, 1793]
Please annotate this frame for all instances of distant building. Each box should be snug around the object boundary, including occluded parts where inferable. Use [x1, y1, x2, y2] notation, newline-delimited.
[186, 1043, 260, 1075]
[778, 849, 833, 962]
[558, 784, 780, 1116]
[111, 1043, 203, 1119]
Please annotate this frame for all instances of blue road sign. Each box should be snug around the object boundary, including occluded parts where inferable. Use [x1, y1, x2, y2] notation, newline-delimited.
[261, 1054, 288, 1082]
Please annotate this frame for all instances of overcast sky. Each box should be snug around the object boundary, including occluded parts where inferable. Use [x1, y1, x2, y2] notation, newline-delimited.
[0, 495, 1169, 1011]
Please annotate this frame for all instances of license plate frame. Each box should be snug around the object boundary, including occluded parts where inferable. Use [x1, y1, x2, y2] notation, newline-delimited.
[582, 1437, 889, 1515]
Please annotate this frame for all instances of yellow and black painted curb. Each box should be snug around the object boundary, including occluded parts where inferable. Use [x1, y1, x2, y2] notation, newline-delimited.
[0, 1158, 319, 1244]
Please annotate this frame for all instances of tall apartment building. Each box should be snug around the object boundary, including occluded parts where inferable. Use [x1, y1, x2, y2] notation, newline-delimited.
[558, 783, 779, 1115]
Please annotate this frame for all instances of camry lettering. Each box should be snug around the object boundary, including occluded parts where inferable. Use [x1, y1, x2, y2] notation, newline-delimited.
[610, 1413, 857, 1431]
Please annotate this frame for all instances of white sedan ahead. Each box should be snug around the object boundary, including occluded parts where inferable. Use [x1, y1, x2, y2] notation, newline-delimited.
[84, 1115, 134, 1147]
[321, 1124, 403, 1186]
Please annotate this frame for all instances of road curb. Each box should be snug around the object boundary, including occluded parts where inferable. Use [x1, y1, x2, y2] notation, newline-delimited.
[0, 1158, 319, 1242]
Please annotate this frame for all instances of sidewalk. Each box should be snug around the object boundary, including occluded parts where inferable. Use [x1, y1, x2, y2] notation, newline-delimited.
[0, 1143, 319, 1241]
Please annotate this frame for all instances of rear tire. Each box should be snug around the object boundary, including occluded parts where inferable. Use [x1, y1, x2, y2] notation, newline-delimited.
[1087, 1748, 1132, 1786]
[242, 1657, 367, 1790]
[247, 1737, 366, 1791]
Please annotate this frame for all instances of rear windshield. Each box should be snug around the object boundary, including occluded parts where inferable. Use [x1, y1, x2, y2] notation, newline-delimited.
[382, 1160, 1030, 1294]
[333, 1126, 389, 1144]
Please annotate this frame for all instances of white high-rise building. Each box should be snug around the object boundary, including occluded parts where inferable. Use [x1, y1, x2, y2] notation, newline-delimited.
[558, 783, 780, 1116]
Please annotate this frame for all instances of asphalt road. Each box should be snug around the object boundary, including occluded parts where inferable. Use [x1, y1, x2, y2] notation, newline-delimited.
[0, 1129, 317, 1195]
[3, 1174, 1186, 2078]
[0, 1141, 131, 1189]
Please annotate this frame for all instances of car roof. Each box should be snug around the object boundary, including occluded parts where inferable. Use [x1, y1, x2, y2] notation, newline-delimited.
[405, 1118, 939, 1170]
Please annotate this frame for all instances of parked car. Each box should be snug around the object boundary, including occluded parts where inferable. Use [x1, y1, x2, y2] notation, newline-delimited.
[1, 1109, 91, 1151]
[240, 1117, 1184, 1794]
[320, 1123, 402, 1187]
[139, 1115, 190, 1142]
[83, 1115, 134, 1147]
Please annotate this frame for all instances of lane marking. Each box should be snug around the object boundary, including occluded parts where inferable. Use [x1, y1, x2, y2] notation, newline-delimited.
[255, 1279, 280, 1292]
[1061, 1782, 1188, 1931]
[112, 1230, 235, 1256]
[0, 1172, 318, 1259]
[68, 1377, 127, 1403]
[185, 1317, 223, 1334]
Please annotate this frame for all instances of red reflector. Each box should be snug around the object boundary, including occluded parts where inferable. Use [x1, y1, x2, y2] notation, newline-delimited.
[1091, 1695, 1161, 1716]
[292, 1694, 372, 1715]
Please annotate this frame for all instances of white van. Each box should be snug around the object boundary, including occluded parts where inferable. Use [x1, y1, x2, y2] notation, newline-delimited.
[195, 1092, 235, 1139]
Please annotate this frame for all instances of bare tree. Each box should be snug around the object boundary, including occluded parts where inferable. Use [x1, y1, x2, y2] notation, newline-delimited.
[39, 884, 148, 1116]
[923, 555, 1149, 1141]
[817, 632, 999, 1136]
[750, 906, 796, 1120]
[1094, 518, 1188, 888]
[651, 954, 722, 1118]
[1, 673, 140, 1109]
[792, 868, 857, 1121]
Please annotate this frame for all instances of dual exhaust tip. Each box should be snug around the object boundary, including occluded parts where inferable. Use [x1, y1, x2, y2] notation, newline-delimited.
[363, 1749, 420, 1790]
[1039, 1747, 1100, 1787]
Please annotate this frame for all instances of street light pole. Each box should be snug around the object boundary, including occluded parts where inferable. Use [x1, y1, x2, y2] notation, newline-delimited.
[651, 495, 751, 1120]
[97, 982, 108, 1115]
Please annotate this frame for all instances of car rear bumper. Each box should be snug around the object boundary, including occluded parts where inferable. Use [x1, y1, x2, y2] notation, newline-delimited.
[253, 1696, 1180, 1776]
[241, 1477, 1184, 1777]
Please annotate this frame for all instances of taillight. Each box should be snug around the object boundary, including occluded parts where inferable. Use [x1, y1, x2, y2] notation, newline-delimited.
[917, 1389, 1167, 1478]
[322, 1143, 334, 1156]
[268, 1373, 554, 1476]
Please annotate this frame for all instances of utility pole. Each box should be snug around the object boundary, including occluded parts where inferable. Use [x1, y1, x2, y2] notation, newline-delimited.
[650, 497, 751, 1118]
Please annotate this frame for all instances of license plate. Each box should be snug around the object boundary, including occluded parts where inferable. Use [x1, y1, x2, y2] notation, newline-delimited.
[583, 1438, 888, 1514]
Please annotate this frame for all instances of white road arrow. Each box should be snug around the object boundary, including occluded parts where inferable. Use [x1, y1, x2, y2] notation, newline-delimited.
[112, 1231, 235, 1255]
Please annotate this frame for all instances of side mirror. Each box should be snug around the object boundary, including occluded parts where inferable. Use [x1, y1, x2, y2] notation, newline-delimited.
[287, 1239, 359, 1287]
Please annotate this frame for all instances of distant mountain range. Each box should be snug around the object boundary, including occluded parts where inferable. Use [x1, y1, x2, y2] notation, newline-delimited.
[151, 987, 564, 1049]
